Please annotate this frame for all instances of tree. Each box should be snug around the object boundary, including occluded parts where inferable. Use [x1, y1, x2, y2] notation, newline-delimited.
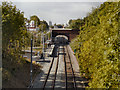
[30, 15, 40, 27]
[0, 5, 2, 58]
[39, 20, 49, 32]
[2, 2, 28, 55]
[56, 24, 63, 28]
[69, 19, 84, 29]
[68, 19, 72, 25]
[70, 2, 119, 88]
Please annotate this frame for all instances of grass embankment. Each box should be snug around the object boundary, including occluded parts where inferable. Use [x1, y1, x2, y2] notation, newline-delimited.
[70, 2, 119, 88]
[2, 52, 41, 88]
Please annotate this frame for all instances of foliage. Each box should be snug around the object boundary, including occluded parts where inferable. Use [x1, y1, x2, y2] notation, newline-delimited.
[68, 19, 85, 29]
[70, 2, 119, 88]
[2, 2, 41, 87]
[2, 2, 28, 53]
[2, 1, 27, 86]
[39, 20, 49, 32]
[30, 15, 49, 32]
[30, 15, 40, 27]
[56, 24, 64, 28]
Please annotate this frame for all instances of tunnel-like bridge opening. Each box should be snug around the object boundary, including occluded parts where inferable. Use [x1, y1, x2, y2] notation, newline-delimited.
[54, 35, 69, 45]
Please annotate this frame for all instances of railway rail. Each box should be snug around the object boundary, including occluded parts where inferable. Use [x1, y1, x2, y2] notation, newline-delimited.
[64, 45, 77, 89]
[52, 47, 59, 89]
[42, 45, 59, 89]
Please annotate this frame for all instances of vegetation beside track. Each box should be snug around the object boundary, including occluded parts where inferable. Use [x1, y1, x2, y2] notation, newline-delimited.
[3, 53, 41, 88]
[70, 1, 119, 88]
[2, 2, 42, 88]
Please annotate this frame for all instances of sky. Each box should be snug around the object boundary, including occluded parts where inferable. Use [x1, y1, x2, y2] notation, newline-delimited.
[1, 0, 109, 25]
[2, 0, 108, 2]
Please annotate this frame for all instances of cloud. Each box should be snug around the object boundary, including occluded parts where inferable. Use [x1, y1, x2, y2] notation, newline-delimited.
[3, 2, 103, 24]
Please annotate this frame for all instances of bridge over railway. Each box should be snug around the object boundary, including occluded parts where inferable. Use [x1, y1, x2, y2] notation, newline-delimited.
[51, 28, 80, 42]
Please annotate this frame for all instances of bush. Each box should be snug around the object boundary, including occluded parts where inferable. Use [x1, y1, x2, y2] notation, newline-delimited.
[70, 2, 119, 88]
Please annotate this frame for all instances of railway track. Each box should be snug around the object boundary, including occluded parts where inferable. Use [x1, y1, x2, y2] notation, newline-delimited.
[63, 46, 67, 89]
[52, 47, 59, 89]
[42, 45, 59, 89]
[64, 45, 77, 89]
[42, 44, 81, 89]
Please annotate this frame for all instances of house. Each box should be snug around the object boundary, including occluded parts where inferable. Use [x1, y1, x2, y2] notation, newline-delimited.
[26, 20, 39, 31]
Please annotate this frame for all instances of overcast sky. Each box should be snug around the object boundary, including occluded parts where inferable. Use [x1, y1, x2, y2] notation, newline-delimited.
[1, 0, 108, 24]
[2, 0, 108, 2]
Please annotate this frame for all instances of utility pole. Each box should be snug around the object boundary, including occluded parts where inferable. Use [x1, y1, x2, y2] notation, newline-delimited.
[51, 30, 52, 41]
[41, 25, 45, 61]
[30, 38, 33, 88]
[43, 34, 45, 61]
[33, 35, 34, 48]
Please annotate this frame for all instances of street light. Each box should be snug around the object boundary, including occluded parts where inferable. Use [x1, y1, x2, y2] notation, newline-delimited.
[42, 33, 45, 61]
[51, 29, 52, 41]
[30, 38, 33, 88]
[28, 21, 33, 88]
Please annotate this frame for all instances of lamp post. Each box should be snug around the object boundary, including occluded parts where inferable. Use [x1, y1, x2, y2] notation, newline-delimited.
[51, 30, 52, 41]
[41, 24, 45, 61]
[28, 21, 33, 88]
[30, 38, 33, 88]
[42, 33, 45, 61]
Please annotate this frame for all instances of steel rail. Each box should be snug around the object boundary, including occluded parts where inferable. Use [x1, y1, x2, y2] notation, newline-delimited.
[63, 46, 67, 90]
[66, 45, 77, 90]
[52, 47, 60, 89]
[42, 55, 55, 89]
